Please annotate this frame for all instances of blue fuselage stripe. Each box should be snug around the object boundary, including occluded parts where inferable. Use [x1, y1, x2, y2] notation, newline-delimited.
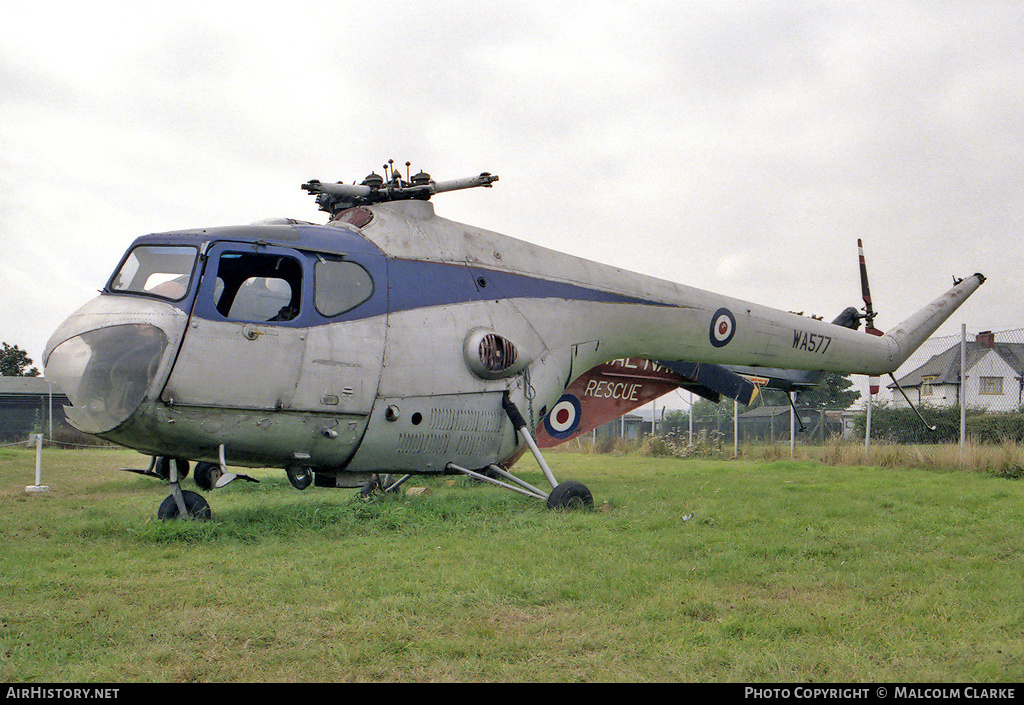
[132, 235, 676, 328]
[386, 258, 672, 314]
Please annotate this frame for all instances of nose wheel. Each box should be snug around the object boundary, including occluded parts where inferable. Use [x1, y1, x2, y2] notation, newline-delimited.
[157, 490, 211, 521]
[151, 446, 257, 521]
[194, 461, 221, 491]
[286, 465, 314, 490]
[156, 456, 212, 521]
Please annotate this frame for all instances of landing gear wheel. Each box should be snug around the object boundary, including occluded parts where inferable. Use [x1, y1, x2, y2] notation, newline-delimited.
[158, 490, 212, 521]
[546, 480, 594, 511]
[154, 456, 190, 480]
[286, 465, 314, 490]
[193, 462, 222, 491]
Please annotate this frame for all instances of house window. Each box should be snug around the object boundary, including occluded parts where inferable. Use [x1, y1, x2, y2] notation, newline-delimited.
[979, 377, 1003, 395]
[922, 375, 937, 396]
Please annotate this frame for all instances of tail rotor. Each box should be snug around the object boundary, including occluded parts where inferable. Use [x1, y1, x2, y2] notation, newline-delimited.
[857, 239, 883, 396]
[857, 238, 883, 337]
[857, 239, 936, 431]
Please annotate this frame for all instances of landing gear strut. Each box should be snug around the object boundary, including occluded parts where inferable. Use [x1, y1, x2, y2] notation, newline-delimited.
[124, 445, 258, 521]
[122, 455, 209, 520]
[158, 456, 211, 521]
[446, 393, 593, 510]
[359, 473, 412, 498]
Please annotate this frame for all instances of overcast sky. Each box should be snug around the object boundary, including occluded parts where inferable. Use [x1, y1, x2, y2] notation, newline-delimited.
[2, 1, 1020, 407]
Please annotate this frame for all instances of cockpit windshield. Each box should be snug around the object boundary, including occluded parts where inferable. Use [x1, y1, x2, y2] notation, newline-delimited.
[109, 245, 199, 301]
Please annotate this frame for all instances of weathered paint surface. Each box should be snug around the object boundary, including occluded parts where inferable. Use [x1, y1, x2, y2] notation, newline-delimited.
[44, 198, 983, 478]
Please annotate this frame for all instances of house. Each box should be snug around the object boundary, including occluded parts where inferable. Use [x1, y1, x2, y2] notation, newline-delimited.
[889, 331, 1024, 411]
[594, 413, 644, 441]
[0, 377, 73, 441]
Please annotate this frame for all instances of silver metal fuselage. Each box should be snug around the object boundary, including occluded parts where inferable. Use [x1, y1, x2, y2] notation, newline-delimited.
[44, 200, 983, 477]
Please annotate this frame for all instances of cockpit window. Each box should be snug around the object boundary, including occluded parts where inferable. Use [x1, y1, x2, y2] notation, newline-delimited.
[213, 252, 303, 322]
[315, 259, 374, 316]
[109, 245, 198, 301]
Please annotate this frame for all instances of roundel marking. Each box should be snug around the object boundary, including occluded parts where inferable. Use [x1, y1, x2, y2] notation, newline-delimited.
[543, 394, 583, 439]
[709, 308, 736, 348]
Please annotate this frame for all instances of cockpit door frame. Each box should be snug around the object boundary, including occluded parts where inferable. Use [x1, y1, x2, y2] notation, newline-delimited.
[161, 241, 311, 411]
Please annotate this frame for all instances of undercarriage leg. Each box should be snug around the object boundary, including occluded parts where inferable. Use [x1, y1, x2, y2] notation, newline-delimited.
[169, 461, 189, 517]
[446, 463, 548, 501]
[501, 392, 559, 489]
[157, 458, 211, 521]
[489, 392, 595, 510]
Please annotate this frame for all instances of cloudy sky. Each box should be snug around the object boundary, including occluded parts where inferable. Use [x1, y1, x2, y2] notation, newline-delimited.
[2, 1, 1021, 405]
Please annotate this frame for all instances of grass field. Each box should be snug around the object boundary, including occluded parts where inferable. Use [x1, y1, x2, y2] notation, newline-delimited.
[1, 445, 1023, 682]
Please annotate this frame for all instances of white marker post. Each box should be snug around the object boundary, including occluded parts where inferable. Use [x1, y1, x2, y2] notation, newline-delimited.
[26, 434, 49, 493]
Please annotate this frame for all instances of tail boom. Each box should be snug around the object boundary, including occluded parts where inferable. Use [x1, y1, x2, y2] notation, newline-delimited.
[570, 273, 986, 381]
[875, 272, 986, 373]
[756, 272, 986, 377]
[770, 272, 986, 377]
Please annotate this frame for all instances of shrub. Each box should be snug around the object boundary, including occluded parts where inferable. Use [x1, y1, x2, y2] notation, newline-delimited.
[852, 404, 981, 444]
[967, 413, 1024, 444]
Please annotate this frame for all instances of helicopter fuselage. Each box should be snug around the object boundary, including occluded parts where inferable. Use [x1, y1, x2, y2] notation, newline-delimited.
[44, 198, 984, 486]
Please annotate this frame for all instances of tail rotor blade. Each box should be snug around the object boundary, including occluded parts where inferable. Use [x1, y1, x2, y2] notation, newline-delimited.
[857, 238, 883, 336]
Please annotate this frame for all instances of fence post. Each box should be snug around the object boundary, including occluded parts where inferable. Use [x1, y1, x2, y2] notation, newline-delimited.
[960, 324, 966, 466]
[789, 392, 796, 457]
[689, 392, 694, 445]
[26, 433, 49, 493]
[864, 382, 873, 461]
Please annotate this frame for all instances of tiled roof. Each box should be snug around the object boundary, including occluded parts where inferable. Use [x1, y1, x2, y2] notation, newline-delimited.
[894, 342, 1024, 387]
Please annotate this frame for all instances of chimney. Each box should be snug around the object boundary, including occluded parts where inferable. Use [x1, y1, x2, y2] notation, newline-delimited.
[976, 331, 995, 348]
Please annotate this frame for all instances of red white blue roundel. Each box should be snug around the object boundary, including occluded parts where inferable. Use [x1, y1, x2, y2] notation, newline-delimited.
[544, 394, 582, 439]
[709, 308, 736, 347]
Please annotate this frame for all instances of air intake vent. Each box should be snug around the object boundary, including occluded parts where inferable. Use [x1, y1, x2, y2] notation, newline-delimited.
[463, 328, 531, 380]
[479, 333, 517, 373]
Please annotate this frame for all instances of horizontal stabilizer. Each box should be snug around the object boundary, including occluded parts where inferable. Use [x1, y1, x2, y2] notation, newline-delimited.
[657, 361, 760, 406]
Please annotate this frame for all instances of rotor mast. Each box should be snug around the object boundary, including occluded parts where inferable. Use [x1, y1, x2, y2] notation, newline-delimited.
[302, 160, 499, 216]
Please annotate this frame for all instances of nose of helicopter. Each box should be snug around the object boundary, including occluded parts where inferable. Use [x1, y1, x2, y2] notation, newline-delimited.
[45, 323, 169, 435]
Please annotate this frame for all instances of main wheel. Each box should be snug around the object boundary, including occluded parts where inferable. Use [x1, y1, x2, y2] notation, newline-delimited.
[193, 462, 222, 491]
[546, 481, 594, 511]
[158, 490, 212, 521]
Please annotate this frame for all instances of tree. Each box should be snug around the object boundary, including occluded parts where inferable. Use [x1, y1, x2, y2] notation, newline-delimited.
[794, 373, 861, 410]
[668, 373, 862, 431]
[1, 342, 40, 377]
[660, 408, 690, 435]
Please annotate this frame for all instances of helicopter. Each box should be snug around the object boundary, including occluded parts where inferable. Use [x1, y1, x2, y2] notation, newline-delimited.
[43, 162, 984, 519]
